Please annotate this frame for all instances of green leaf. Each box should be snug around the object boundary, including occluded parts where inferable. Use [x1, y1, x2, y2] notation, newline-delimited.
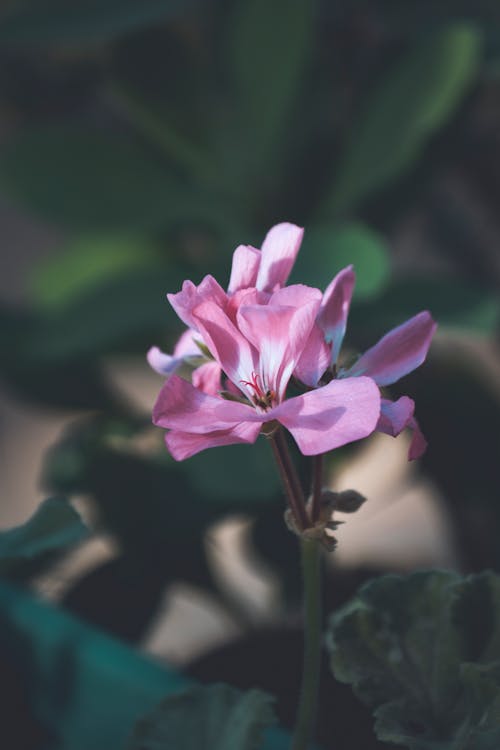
[127, 684, 276, 750]
[185, 440, 281, 506]
[30, 235, 158, 310]
[0, 0, 195, 46]
[291, 223, 390, 298]
[228, 0, 313, 168]
[326, 570, 500, 749]
[0, 127, 187, 231]
[0, 497, 88, 578]
[323, 24, 481, 215]
[27, 266, 181, 362]
[0, 581, 291, 749]
[349, 278, 500, 336]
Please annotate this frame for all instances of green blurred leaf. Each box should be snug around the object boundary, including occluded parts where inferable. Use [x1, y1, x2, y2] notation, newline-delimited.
[349, 278, 500, 336]
[28, 265, 181, 361]
[291, 223, 390, 298]
[0, 0, 195, 45]
[228, 0, 313, 169]
[127, 684, 276, 750]
[323, 24, 481, 215]
[326, 570, 500, 749]
[0, 127, 187, 231]
[0, 498, 88, 579]
[186, 440, 281, 506]
[0, 582, 292, 749]
[31, 235, 158, 310]
[0, 304, 120, 409]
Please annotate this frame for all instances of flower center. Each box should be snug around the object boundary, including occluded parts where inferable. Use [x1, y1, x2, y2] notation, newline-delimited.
[240, 371, 275, 410]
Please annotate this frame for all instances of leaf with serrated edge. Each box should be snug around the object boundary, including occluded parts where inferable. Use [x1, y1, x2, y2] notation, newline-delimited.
[326, 571, 500, 749]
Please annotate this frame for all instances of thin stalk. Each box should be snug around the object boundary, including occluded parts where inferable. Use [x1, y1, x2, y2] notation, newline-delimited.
[292, 537, 323, 750]
[269, 429, 309, 530]
[310, 454, 323, 524]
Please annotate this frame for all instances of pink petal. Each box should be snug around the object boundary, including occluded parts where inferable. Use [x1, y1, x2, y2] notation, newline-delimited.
[147, 330, 203, 377]
[377, 397, 428, 460]
[165, 421, 262, 461]
[343, 311, 437, 386]
[256, 223, 304, 292]
[173, 328, 202, 357]
[153, 374, 257, 433]
[192, 361, 222, 395]
[147, 346, 178, 376]
[376, 397, 415, 437]
[294, 322, 331, 387]
[268, 285, 329, 386]
[273, 376, 380, 455]
[408, 417, 427, 460]
[317, 265, 355, 365]
[227, 245, 261, 293]
[237, 299, 319, 401]
[191, 301, 257, 394]
[167, 275, 227, 330]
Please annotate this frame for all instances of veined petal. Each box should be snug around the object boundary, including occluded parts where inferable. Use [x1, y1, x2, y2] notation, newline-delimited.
[376, 397, 427, 460]
[165, 421, 262, 461]
[167, 275, 227, 330]
[294, 322, 331, 387]
[153, 374, 257, 433]
[237, 300, 319, 401]
[268, 285, 329, 387]
[343, 311, 437, 386]
[173, 328, 202, 357]
[192, 361, 222, 395]
[317, 265, 355, 365]
[228, 244, 261, 293]
[191, 301, 257, 396]
[256, 223, 304, 292]
[273, 376, 380, 455]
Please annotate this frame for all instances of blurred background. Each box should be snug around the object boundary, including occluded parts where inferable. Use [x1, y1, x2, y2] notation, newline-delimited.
[0, 1, 499, 748]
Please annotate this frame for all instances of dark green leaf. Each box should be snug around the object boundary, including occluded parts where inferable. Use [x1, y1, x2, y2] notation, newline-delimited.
[323, 25, 481, 215]
[0, 127, 187, 231]
[30, 235, 158, 311]
[127, 683, 276, 750]
[291, 223, 390, 298]
[185, 439, 281, 506]
[0, 498, 88, 579]
[349, 278, 500, 336]
[326, 570, 500, 749]
[0, 581, 291, 749]
[28, 265, 181, 362]
[0, 0, 195, 46]
[0, 304, 119, 409]
[228, 0, 313, 169]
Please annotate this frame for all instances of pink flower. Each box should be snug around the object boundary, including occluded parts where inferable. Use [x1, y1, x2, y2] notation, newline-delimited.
[298, 265, 437, 458]
[147, 223, 305, 391]
[152, 283, 381, 461]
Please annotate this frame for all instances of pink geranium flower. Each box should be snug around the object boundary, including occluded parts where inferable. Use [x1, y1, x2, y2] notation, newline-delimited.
[147, 223, 305, 393]
[296, 265, 437, 458]
[152, 278, 380, 460]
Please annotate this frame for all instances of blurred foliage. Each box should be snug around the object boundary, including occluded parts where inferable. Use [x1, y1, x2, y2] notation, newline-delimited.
[0, 580, 291, 749]
[0, 497, 88, 581]
[127, 683, 276, 750]
[327, 571, 500, 749]
[0, 0, 499, 748]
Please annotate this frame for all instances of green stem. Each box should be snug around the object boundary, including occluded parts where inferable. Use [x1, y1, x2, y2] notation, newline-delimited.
[292, 537, 323, 750]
